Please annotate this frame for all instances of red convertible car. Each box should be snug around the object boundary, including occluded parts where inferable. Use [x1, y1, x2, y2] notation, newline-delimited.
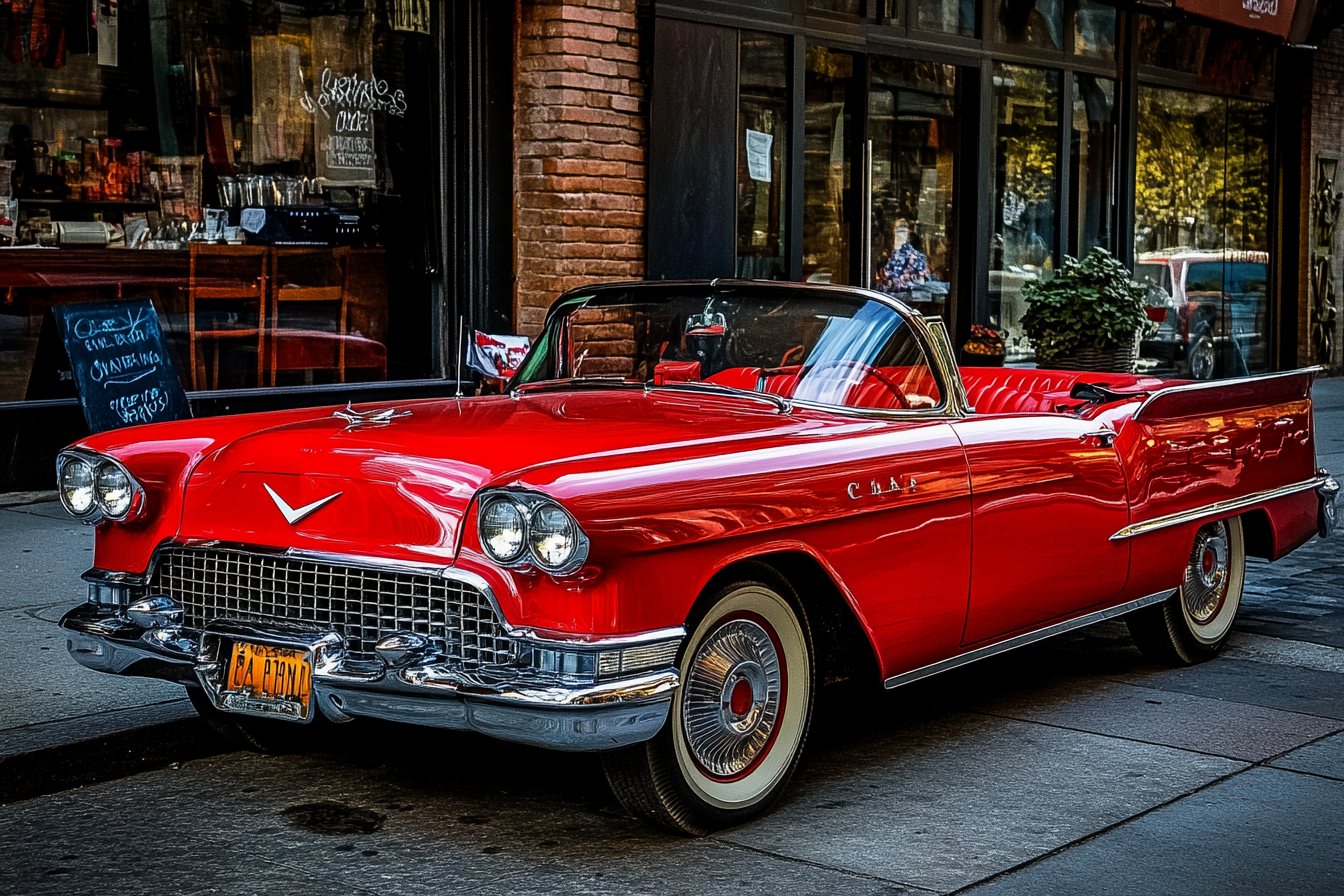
[57, 281, 1338, 834]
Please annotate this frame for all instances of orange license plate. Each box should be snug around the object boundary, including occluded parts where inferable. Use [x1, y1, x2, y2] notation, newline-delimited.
[227, 642, 313, 716]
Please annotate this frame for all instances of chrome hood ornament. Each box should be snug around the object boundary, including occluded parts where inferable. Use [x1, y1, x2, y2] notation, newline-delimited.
[333, 403, 412, 429]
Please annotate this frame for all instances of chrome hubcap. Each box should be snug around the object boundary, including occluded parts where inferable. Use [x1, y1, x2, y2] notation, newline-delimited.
[682, 619, 782, 778]
[1184, 522, 1229, 624]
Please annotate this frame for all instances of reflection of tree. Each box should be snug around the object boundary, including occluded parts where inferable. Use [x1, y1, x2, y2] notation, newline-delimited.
[1000, 66, 1057, 208]
[1134, 89, 1268, 254]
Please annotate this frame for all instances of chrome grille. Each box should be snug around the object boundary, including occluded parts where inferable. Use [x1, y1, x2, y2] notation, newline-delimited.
[152, 548, 513, 666]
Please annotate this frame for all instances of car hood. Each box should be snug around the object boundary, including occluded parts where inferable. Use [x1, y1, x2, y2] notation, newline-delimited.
[177, 390, 827, 563]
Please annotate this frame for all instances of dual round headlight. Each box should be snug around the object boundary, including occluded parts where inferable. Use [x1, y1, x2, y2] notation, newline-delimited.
[478, 492, 589, 574]
[58, 452, 143, 521]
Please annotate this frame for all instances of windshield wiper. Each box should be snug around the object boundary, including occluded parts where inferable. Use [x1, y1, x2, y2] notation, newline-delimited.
[646, 380, 792, 414]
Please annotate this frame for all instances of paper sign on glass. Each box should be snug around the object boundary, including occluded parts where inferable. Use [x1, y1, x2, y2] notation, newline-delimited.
[746, 130, 773, 183]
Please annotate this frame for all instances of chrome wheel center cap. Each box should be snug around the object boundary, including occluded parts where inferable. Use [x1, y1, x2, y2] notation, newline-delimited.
[720, 661, 768, 733]
[1185, 526, 1230, 623]
[682, 618, 782, 778]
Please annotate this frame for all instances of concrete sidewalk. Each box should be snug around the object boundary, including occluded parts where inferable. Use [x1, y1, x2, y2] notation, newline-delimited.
[1, 376, 1341, 805]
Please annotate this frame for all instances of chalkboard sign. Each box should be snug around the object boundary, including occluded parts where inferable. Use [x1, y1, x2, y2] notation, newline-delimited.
[51, 299, 191, 434]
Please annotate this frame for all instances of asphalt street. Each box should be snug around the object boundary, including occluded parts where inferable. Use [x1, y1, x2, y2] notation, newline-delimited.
[0, 377, 1340, 895]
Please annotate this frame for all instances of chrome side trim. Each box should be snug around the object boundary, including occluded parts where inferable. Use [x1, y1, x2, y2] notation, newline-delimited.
[882, 589, 1177, 690]
[1109, 475, 1331, 541]
[1130, 366, 1323, 421]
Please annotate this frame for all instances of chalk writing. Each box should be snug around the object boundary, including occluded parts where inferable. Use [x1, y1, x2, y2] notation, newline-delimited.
[109, 387, 170, 425]
[301, 69, 407, 120]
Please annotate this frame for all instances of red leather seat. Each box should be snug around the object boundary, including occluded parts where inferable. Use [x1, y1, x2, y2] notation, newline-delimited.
[960, 368, 1163, 414]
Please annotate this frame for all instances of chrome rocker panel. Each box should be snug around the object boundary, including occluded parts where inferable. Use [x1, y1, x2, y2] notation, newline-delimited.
[60, 602, 680, 752]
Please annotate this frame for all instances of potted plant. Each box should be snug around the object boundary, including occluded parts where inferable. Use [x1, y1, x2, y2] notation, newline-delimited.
[1020, 248, 1150, 373]
[961, 324, 1006, 366]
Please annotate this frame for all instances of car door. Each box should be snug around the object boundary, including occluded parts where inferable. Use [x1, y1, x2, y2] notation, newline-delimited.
[951, 412, 1131, 645]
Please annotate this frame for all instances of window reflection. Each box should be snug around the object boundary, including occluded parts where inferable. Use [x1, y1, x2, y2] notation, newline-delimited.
[868, 59, 958, 323]
[1073, 1, 1115, 59]
[997, 0, 1062, 50]
[1071, 74, 1116, 257]
[736, 32, 789, 280]
[990, 64, 1060, 364]
[809, 0, 864, 14]
[1136, 16, 1275, 93]
[1134, 87, 1270, 379]
[803, 47, 856, 285]
[915, 0, 977, 37]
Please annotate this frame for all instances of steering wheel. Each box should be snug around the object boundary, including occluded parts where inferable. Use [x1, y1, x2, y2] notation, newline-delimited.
[800, 360, 910, 409]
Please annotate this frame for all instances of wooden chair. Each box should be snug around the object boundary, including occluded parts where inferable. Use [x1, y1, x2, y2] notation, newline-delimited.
[187, 244, 269, 390]
[267, 247, 351, 385]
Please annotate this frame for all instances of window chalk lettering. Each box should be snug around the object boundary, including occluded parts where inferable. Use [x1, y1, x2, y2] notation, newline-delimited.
[301, 69, 408, 120]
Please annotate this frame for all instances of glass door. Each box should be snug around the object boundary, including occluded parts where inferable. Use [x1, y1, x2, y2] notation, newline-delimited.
[866, 58, 959, 323]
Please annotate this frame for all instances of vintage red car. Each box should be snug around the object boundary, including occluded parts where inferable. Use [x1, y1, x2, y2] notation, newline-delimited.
[57, 280, 1338, 834]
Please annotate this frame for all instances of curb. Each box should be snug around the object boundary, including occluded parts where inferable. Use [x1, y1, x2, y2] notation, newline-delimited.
[0, 715, 229, 805]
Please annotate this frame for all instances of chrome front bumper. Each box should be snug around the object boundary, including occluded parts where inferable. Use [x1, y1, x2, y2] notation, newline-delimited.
[60, 602, 680, 752]
[1320, 472, 1340, 538]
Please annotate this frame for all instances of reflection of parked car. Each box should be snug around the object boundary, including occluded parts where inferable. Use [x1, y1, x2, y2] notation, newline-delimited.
[1135, 251, 1268, 380]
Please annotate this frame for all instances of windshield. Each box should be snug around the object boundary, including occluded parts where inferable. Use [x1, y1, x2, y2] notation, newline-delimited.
[511, 285, 943, 412]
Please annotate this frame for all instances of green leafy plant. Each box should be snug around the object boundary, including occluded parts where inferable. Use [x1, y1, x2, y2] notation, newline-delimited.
[1020, 248, 1149, 363]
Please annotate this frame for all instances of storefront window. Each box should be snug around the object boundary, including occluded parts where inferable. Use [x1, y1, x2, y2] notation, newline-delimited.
[915, 0, 977, 37]
[810, 0, 864, 15]
[989, 64, 1060, 363]
[997, 0, 1063, 51]
[1, 0, 440, 403]
[803, 47, 856, 286]
[868, 59, 958, 322]
[1073, 1, 1115, 60]
[1136, 16, 1275, 94]
[736, 32, 789, 281]
[1071, 74, 1116, 257]
[1134, 87, 1270, 379]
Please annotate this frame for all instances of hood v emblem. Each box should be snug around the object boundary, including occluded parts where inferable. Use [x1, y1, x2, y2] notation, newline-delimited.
[264, 483, 343, 526]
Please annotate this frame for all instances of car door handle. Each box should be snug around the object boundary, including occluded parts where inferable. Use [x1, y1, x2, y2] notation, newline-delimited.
[1081, 430, 1117, 447]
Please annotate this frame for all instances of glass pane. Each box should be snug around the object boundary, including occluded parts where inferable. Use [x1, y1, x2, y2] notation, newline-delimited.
[998, 0, 1063, 50]
[803, 47, 856, 286]
[915, 0, 977, 36]
[810, 0, 865, 14]
[989, 64, 1060, 364]
[1071, 74, 1116, 257]
[517, 285, 944, 412]
[1136, 15, 1275, 93]
[736, 32, 790, 281]
[1073, 1, 1115, 60]
[868, 59, 958, 323]
[1134, 88, 1270, 379]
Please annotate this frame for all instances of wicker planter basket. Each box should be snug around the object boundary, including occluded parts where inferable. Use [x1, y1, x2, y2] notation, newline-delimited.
[1050, 333, 1139, 374]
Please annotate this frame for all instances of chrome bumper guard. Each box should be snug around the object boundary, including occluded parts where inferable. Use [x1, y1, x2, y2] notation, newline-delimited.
[60, 602, 681, 752]
[1319, 471, 1340, 538]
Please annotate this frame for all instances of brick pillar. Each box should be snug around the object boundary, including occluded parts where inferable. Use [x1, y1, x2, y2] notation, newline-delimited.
[1310, 29, 1344, 373]
[514, 0, 647, 336]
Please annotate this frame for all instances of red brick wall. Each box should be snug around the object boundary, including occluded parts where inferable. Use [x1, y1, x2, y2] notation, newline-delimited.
[514, 0, 648, 336]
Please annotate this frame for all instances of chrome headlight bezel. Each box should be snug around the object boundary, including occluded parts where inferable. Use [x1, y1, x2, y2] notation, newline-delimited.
[476, 490, 590, 575]
[56, 449, 146, 523]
